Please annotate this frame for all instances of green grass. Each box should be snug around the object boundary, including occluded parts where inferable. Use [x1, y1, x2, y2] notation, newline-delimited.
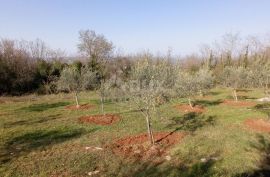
[1, 88, 270, 177]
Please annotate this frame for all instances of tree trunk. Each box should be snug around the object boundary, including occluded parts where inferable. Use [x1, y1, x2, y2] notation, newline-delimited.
[188, 98, 193, 109]
[100, 80, 105, 116]
[199, 90, 203, 97]
[100, 96, 105, 115]
[266, 77, 270, 98]
[233, 89, 238, 102]
[145, 109, 155, 145]
[75, 91, 80, 108]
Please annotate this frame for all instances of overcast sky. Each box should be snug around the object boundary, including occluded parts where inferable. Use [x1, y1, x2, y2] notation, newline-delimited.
[0, 0, 270, 56]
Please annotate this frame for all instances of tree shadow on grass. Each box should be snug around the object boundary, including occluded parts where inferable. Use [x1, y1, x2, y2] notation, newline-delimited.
[253, 103, 270, 118]
[130, 159, 216, 177]
[237, 89, 252, 92]
[208, 91, 221, 96]
[3, 114, 62, 128]
[117, 109, 142, 115]
[226, 95, 257, 100]
[20, 102, 70, 112]
[0, 127, 98, 164]
[193, 99, 223, 107]
[238, 95, 258, 100]
[167, 112, 216, 132]
[235, 135, 270, 177]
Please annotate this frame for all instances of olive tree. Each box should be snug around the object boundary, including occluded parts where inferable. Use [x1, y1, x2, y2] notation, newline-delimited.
[175, 72, 199, 108]
[249, 61, 270, 97]
[221, 66, 251, 101]
[175, 69, 214, 108]
[57, 67, 83, 108]
[122, 55, 174, 145]
[81, 67, 98, 90]
[196, 69, 214, 96]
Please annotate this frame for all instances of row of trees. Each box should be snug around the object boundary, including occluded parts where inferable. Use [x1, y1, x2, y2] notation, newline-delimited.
[56, 54, 269, 145]
[1, 31, 270, 96]
[1, 30, 270, 144]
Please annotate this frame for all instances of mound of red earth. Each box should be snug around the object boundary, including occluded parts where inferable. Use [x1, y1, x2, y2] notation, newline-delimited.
[79, 114, 120, 125]
[174, 104, 205, 113]
[222, 100, 257, 107]
[244, 119, 270, 133]
[65, 104, 94, 110]
[110, 132, 186, 160]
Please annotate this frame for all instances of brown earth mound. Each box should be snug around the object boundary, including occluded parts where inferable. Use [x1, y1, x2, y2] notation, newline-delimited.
[222, 100, 257, 107]
[174, 104, 205, 113]
[65, 104, 94, 110]
[244, 119, 270, 132]
[110, 132, 186, 159]
[79, 114, 120, 125]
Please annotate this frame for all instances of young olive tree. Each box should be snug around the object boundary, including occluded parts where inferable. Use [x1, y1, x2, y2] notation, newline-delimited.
[81, 67, 98, 91]
[196, 69, 214, 96]
[98, 78, 111, 115]
[122, 56, 174, 145]
[250, 61, 270, 97]
[175, 69, 214, 108]
[175, 72, 199, 108]
[221, 66, 251, 101]
[57, 66, 83, 108]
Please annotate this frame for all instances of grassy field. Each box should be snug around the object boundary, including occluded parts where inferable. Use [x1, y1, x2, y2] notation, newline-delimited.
[1, 88, 270, 177]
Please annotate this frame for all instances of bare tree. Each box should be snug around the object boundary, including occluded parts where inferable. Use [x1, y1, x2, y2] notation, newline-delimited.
[29, 38, 49, 60]
[77, 30, 113, 63]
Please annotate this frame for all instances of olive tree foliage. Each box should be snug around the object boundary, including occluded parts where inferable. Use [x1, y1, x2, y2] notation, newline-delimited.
[81, 68, 98, 90]
[122, 55, 176, 145]
[249, 60, 270, 97]
[175, 72, 198, 108]
[57, 67, 83, 107]
[196, 69, 214, 96]
[57, 64, 99, 108]
[220, 66, 252, 101]
[175, 69, 214, 108]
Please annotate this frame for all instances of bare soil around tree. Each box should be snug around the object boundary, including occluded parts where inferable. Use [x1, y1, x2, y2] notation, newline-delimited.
[174, 104, 205, 113]
[109, 132, 186, 160]
[244, 118, 270, 132]
[79, 114, 120, 125]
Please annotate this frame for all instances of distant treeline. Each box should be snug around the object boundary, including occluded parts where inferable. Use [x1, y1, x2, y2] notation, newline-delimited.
[0, 31, 269, 95]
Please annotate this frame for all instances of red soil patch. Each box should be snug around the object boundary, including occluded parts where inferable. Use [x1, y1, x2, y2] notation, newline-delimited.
[65, 104, 94, 110]
[174, 104, 205, 113]
[78, 114, 120, 125]
[244, 119, 270, 133]
[110, 132, 186, 160]
[222, 100, 257, 107]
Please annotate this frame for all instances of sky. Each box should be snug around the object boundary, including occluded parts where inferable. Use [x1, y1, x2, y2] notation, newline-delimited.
[0, 0, 270, 56]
